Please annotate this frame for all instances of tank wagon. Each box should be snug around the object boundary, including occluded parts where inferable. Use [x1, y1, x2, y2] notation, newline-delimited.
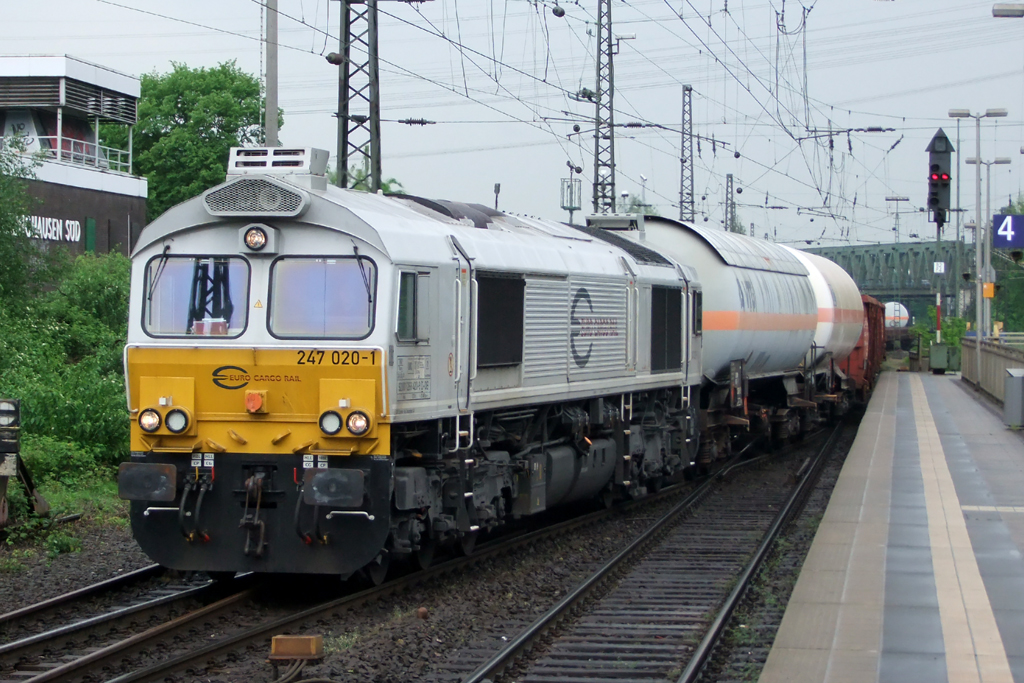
[587, 215, 864, 454]
[118, 147, 866, 580]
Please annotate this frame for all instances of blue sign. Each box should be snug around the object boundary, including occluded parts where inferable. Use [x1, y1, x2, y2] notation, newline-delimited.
[993, 215, 1024, 249]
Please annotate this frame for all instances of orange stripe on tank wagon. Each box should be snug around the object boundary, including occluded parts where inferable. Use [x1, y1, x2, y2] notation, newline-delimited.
[702, 311, 818, 331]
[816, 307, 865, 324]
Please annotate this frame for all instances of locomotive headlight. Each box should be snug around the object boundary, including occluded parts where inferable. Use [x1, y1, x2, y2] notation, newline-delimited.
[244, 226, 268, 251]
[319, 410, 343, 435]
[165, 408, 189, 434]
[139, 409, 162, 433]
[346, 411, 371, 436]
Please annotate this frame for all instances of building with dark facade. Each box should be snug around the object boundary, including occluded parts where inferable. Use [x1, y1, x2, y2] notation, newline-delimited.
[0, 55, 147, 256]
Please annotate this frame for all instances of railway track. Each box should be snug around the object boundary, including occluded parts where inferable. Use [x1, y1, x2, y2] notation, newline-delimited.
[0, 429, 835, 683]
[0, 471, 704, 683]
[0, 563, 163, 641]
[451, 425, 843, 683]
[0, 571, 251, 683]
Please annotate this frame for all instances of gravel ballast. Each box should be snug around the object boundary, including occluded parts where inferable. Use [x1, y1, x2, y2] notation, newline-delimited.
[0, 520, 151, 615]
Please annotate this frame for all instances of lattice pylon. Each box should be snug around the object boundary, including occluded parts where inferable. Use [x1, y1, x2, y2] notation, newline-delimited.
[338, 0, 381, 191]
[679, 85, 695, 223]
[592, 0, 616, 214]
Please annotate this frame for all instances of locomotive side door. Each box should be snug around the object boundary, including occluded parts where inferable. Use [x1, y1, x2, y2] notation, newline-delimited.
[447, 236, 474, 421]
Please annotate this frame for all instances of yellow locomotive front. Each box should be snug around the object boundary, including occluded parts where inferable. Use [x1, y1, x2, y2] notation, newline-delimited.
[120, 149, 397, 578]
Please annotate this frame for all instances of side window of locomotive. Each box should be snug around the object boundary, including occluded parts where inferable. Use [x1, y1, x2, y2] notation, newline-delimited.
[143, 256, 249, 338]
[476, 274, 525, 367]
[268, 256, 377, 339]
[693, 290, 703, 335]
[396, 271, 430, 342]
[650, 286, 682, 372]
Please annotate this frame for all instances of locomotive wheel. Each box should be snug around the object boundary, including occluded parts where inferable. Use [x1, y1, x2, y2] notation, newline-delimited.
[364, 553, 390, 586]
[457, 531, 478, 556]
[206, 571, 236, 582]
[415, 535, 436, 570]
[648, 476, 664, 494]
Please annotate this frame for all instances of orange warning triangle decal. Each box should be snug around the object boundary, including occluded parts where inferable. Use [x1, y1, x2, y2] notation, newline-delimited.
[254, 300, 263, 308]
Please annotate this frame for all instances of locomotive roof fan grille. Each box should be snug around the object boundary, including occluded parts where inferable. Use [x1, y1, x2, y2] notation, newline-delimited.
[202, 176, 310, 218]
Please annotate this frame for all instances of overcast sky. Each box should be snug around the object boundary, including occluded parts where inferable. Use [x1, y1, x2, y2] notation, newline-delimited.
[4, 0, 1024, 246]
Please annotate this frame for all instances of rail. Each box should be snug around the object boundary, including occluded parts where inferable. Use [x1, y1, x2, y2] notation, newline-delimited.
[676, 424, 842, 683]
[995, 331, 1024, 348]
[962, 338, 1024, 403]
[460, 426, 841, 683]
[0, 564, 161, 628]
[99, 477, 702, 683]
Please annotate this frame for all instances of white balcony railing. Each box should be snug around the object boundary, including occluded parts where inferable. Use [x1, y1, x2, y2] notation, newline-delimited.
[0, 135, 132, 175]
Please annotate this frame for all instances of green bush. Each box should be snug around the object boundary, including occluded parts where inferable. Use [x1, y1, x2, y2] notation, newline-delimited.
[0, 253, 131, 471]
[20, 435, 101, 486]
[45, 532, 82, 558]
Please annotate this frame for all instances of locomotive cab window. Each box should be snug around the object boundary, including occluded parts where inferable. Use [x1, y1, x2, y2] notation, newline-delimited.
[650, 286, 682, 372]
[143, 255, 250, 338]
[476, 273, 525, 368]
[396, 270, 430, 342]
[269, 256, 377, 339]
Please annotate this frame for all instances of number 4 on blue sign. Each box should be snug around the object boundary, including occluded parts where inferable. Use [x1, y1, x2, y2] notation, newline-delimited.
[993, 215, 1024, 248]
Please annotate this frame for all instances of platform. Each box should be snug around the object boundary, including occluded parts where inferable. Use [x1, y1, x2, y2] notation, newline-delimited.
[759, 371, 1024, 683]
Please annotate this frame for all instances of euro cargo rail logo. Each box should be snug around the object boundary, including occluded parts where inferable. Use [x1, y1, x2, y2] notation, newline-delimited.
[570, 289, 593, 368]
[212, 366, 250, 390]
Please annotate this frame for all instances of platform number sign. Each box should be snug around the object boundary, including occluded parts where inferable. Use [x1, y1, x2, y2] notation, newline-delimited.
[993, 215, 1024, 249]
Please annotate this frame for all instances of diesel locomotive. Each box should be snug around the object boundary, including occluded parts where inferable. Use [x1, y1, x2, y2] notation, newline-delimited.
[118, 147, 871, 581]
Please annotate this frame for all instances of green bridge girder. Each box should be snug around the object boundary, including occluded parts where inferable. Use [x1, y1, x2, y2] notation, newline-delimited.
[802, 241, 972, 306]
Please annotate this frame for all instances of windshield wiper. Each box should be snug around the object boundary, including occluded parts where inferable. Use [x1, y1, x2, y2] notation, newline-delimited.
[353, 245, 373, 304]
[146, 245, 171, 325]
[147, 245, 171, 303]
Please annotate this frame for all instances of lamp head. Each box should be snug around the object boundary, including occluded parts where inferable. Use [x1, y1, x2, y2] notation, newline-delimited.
[994, 4, 1024, 16]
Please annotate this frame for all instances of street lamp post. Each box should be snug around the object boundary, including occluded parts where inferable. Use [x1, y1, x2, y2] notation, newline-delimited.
[966, 156, 1012, 335]
[949, 107, 1007, 388]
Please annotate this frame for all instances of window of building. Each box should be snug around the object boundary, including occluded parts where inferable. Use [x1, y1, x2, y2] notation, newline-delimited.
[476, 274, 525, 367]
[651, 286, 682, 372]
[143, 255, 249, 338]
[269, 256, 376, 339]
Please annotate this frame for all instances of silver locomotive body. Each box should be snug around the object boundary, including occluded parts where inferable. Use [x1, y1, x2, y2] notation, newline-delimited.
[121, 148, 706, 578]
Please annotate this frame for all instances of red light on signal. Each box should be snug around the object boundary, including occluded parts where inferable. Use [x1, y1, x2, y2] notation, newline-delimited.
[930, 173, 940, 181]
[941, 173, 950, 181]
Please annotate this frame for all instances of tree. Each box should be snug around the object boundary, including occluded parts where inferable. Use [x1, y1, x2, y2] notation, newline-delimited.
[0, 139, 66, 299]
[991, 194, 1024, 331]
[327, 159, 405, 194]
[728, 211, 746, 235]
[621, 195, 659, 216]
[103, 61, 281, 219]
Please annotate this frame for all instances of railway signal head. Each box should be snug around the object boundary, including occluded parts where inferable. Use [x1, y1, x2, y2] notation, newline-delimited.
[927, 129, 954, 226]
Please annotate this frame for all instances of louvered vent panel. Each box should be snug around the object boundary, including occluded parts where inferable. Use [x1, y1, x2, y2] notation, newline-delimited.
[204, 178, 307, 217]
[64, 79, 137, 123]
[0, 78, 60, 108]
